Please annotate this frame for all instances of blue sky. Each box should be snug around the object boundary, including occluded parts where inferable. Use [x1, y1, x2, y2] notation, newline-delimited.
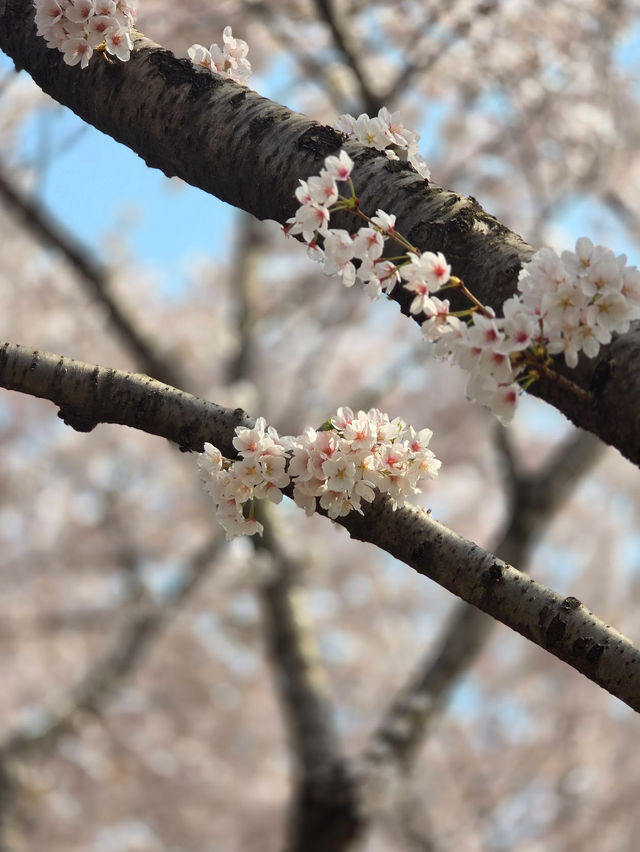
[26, 109, 236, 288]
[0, 51, 301, 293]
[0, 49, 238, 292]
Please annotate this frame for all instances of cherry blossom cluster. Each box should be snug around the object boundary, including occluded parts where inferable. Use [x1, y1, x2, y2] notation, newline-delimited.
[198, 409, 441, 540]
[283, 148, 520, 420]
[285, 149, 640, 424]
[334, 108, 431, 180]
[198, 418, 289, 540]
[33, 0, 137, 68]
[187, 27, 251, 85]
[284, 149, 405, 301]
[517, 239, 640, 368]
[288, 406, 441, 519]
[425, 238, 640, 421]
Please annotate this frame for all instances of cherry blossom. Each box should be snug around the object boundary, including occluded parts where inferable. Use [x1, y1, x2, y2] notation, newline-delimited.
[286, 202, 331, 243]
[287, 144, 640, 424]
[32, 0, 136, 65]
[370, 209, 397, 234]
[187, 27, 251, 84]
[323, 229, 357, 285]
[199, 408, 441, 536]
[334, 108, 431, 179]
[198, 420, 288, 540]
[323, 150, 354, 181]
[352, 228, 385, 261]
[401, 251, 452, 314]
[65, 0, 95, 24]
[62, 36, 93, 68]
[104, 26, 132, 60]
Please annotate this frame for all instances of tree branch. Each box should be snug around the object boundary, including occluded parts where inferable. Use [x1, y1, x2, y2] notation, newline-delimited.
[0, 341, 251, 457]
[1, 340, 639, 712]
[363, 428, 604, 774]
[1, 1, 638, 464]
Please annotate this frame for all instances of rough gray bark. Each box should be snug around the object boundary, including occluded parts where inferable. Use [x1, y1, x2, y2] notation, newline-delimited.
[1, 1, 639, 465]
[339, 492, 640, 712]
[0, 342, 252, 457]
[2, 341, 639, 714]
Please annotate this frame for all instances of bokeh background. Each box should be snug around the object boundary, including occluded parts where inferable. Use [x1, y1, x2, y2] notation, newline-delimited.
[1, 2, 640, 849]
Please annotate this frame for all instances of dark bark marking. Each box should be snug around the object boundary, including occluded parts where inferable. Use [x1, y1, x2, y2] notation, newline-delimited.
[147, 50, 190, 83]
[572, 637, 605, 670]
[539, 605, 549, 630]
[411, 538, 433, 563]
[480, 562, 504, 590]
[560, 596, 582, 612]
[147, 51, 225, 101]
[90, 366, 100, 392]
[297, 124, 344, 156]
[248, 113, 276, 142]
[546, 614, 567, 646]
[591, 356, 611, 394]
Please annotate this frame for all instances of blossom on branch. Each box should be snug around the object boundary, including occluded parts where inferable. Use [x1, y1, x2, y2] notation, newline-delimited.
[187, 27, 251, 85]
[286, 143, 640, 425]
[334, 107, 431, 179]
[198, 409, 441, 537]
[519, 238, 640, 368]
[33, 0, 137, 66]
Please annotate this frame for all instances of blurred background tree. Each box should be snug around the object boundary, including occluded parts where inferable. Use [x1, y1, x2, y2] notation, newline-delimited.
[1, 1, 640, 850]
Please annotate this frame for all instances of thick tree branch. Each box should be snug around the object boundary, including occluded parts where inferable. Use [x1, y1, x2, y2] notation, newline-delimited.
[1, 1, 639, 464]
[1, 341, 639, 713]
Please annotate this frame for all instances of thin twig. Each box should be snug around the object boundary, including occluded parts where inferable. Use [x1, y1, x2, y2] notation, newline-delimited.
[0, 164, 186, 390]
[312, 0, 381, 115]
